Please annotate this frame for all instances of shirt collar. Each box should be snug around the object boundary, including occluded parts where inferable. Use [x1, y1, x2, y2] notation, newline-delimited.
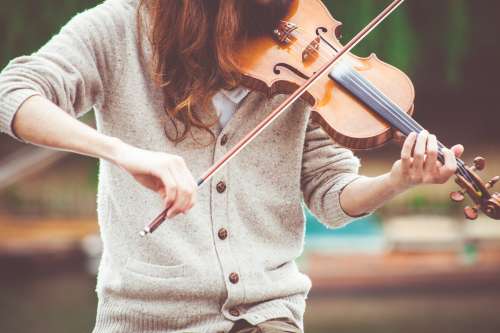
[220, 86, 251, 105]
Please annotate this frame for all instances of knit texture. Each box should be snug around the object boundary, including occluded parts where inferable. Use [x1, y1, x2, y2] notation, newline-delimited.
[0, 0, 363, 332]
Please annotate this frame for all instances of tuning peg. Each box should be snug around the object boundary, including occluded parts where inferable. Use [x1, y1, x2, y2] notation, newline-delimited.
[450, 190, 465, 202]
[464, 205, 480, 220]
[472, 157, 486, 171]
[486, 176, 500, 189]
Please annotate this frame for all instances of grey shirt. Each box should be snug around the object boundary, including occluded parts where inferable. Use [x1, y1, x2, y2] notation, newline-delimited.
[0, 0, 363, 332]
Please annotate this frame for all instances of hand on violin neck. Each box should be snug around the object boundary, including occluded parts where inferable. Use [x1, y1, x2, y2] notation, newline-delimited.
[389, 130, 464, 192]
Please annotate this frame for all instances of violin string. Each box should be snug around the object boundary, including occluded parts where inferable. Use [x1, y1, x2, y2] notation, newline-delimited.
[282, 30, 473, 183]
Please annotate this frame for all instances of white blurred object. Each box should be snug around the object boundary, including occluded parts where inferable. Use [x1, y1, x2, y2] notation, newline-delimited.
[385, 215, 500, 252]
[80, 233, 102, 275]
[384, 215, 464, 252]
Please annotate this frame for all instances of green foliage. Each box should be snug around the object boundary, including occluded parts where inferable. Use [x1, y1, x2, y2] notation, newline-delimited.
[323, 0, 471, 84]
[446, 0, 470, 85]
[0, 0, 100, 68]
[323, 1, 416, 73]
[0, 0, 486, 88]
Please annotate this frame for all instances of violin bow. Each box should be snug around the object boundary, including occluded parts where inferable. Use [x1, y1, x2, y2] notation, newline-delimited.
[140, 0, 406, 236]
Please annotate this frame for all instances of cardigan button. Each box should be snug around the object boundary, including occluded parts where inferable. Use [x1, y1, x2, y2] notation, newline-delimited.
[218, 228, 228, 240]
[220, 134, 229, 146]
[216, 181, 227, 193]
[229, 308, 240, 317]
[229, 272, 240, 284]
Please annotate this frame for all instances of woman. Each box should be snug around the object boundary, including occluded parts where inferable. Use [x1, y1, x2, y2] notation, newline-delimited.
[0, 0, 463, 332]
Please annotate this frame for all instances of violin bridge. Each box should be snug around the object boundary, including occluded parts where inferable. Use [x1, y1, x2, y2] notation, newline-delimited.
[273, 21, 298, 45]
[302, 36, 321, 62]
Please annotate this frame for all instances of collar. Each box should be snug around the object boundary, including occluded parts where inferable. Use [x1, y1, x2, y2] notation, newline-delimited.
[220, 86, 251, 105]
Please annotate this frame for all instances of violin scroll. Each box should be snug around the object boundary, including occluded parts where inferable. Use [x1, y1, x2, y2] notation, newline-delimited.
[450, 156, 500, 220]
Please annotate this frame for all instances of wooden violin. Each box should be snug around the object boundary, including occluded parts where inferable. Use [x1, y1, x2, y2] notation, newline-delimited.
[234, 0, 499, 221]
[141, 0, 499, 237]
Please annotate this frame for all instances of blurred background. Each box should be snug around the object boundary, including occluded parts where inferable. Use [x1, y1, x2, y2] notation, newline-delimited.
[1, 0, 500, 332]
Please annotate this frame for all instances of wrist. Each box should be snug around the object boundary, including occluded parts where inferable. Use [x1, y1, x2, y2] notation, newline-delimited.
[102, 135, 128, 165]
[386, 172, 413, 194]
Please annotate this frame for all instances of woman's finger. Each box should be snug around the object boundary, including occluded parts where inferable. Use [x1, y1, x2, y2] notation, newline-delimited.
[451, 144, 464, 158]
[160, 169, 178, 213]
[174, 158, 197, 214]
[424, 134, 438, 174]
[180, 170, 197, 213]
[438, 148, 458, 183]
[412, 130, 428, 181]
[166, 159, 195, 217]
[401, 132, 417, 172]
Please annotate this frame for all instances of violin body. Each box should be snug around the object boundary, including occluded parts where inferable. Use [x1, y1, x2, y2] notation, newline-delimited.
[236, 0, 415, 150]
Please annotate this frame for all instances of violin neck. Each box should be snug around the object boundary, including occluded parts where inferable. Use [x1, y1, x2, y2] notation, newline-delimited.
[329, 62, 471, 182]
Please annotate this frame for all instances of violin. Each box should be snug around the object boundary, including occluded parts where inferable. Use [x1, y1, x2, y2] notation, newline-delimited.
[141, 0, 499, 237]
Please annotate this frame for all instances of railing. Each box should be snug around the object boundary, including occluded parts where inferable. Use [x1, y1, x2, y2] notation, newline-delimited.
[0, 147, 67, 192]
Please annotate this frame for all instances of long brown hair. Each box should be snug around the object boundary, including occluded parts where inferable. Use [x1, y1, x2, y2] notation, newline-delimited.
[137, 0, 291, 143]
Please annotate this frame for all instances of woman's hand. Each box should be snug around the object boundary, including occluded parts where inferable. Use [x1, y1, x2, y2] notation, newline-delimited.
[390, 130, 464, 191]
[112, 141, 197, 218]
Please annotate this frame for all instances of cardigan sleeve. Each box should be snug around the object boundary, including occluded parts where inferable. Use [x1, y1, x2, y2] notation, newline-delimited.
[0, 0, 129, 142]
[300, 118, 368, 229]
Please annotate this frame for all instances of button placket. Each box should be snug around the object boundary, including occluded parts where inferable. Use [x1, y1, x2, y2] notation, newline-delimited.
[212, 130, 245, 319]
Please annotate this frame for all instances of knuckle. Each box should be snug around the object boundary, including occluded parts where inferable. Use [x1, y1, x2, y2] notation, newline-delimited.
[162, 157, 175, 167]
[401, 154, 410, 161]
[411, 175, 423, 184]
[446, 170, 456, 179]
[427, 149, 438, 157]
[162, 176, 173, 186]
[178, 186, 192, 196]
[169, 202, 180, 211]
[168, 184, 178, 193]
[174, 156, 185, 166]
[444, 166, 456, 174]
[422, 176, 432, 184]
[439, 177, 449, 184]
